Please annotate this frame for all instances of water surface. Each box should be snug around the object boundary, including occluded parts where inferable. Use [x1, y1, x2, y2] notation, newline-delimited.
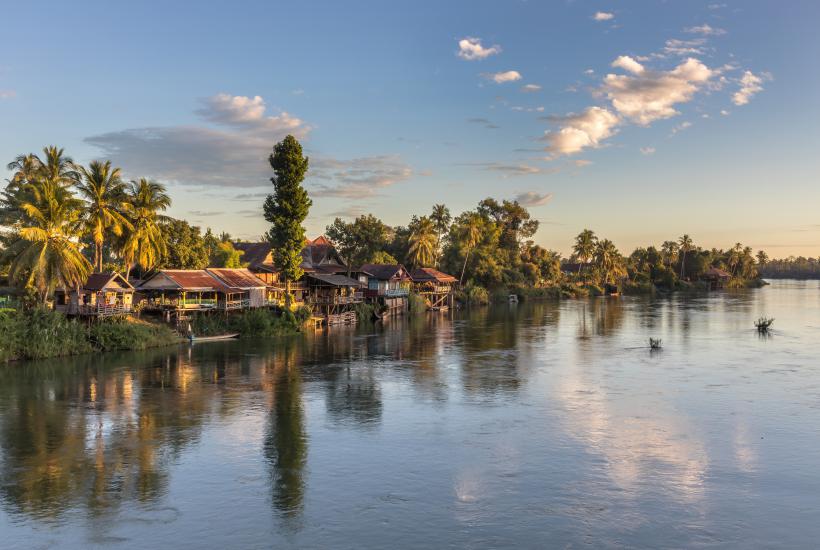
[1, 280, 819, 548]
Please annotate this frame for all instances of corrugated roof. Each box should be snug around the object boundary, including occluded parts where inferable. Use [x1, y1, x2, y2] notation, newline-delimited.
[84, 272, 134, 291]
[704, 267, 732, 278]
[410, 267, 457, 283]
[207, 268, 267, 289]
[234, 242, 275, 271]
[359, 264, 408, 281]
[307, 273, 364, 287]
[234, 237, 348, 274]
[141, 270, 234, 292]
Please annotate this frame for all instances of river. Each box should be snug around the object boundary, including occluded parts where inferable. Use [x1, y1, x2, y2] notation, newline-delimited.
[0, 279, 819, 549]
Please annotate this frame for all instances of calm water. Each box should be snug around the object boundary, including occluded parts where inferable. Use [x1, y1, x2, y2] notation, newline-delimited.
[1, 280, 819, 549]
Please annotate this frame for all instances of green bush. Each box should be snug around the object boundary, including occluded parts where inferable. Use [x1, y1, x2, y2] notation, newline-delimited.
[0, 307, 92, 361]
[354, 302, 378, 323]
[190, 307, 307, 338]
[460, 283, 489, 305]
[408, 291, 427, 313]
[90, 318, 180, 351]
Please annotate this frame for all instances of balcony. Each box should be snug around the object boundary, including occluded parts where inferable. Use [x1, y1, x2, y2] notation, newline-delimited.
[384, 288, 409, 297]
[308, 292, 363, 305]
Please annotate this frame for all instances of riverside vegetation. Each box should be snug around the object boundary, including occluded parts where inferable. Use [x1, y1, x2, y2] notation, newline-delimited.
[0, 138, 773, 361]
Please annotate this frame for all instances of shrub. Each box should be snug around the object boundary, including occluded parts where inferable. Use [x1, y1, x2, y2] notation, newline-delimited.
[90, 318, 180, 351]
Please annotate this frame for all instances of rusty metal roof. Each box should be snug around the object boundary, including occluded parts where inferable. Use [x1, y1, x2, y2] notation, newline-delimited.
[140, 270, 234, 292]
[207, 268, 267, 289]
[410, 267, 457, 283]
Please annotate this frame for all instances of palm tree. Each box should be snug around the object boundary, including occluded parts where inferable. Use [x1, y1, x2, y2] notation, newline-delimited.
[661, 240, 679, 268]
[4, 174, 90, 303]
[756, 250, 769, 266]
[458, 212, 483, 284]
[120, 179, 171, 279]
[430, 204, 451, 267]
[408, 216, 437, 268]
[573, 229, 597, 283]
[2, 154, 43, 225]
[678, 234, 694, 279]
[594, 239, 624, 286]
[76, 160, 132, 272]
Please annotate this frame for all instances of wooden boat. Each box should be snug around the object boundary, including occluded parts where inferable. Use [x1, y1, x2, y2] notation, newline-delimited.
[188, 333, 240, 343]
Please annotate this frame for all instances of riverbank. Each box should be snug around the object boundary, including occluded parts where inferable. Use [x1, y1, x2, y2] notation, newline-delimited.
[0, 307, 182, 362]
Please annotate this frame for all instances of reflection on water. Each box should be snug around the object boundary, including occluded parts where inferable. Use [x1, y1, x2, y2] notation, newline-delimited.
[1, 280, 820, 548]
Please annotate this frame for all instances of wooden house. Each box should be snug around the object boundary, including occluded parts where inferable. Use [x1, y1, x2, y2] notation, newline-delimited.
[54, 272, 134, 317]
[234, 235, 350, 306]
[304, 273, 364, 325]
[702, 267, 732, 290]
[357, 264, 411, 316]
[410, 267, 457, 311]
[136, 270, 245, 313]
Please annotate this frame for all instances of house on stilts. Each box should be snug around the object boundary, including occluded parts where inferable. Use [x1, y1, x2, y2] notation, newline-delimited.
[410, 267, 457, 311]
[357, 263, 411, 317]
[54, 272, 134, 317]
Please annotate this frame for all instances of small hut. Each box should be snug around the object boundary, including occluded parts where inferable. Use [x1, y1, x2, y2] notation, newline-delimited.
[702, 267, 732, 290]
[357, 264, 411, 316]
[136, 269, 242, 312]
[54, 272, 134, 317]
[410, 267, 457, 311]
[305, 273, 364, 325]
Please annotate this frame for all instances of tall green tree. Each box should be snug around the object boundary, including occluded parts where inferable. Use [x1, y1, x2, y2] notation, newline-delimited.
[594, 239, 625, 286]
[158, 218, 209, 269]
[407, 216, 437, 268]
[76, 160, 131, 272]
[756, 250, 769, 266]
[263, 136, 311, 307]
[325, 214, 391, 273]
[120, 179, 171, 279]
[456, 212, 483, 284]
[3, 173, 90, 303]
[678, 234, 694, 279]
[430, 204, 451, 266]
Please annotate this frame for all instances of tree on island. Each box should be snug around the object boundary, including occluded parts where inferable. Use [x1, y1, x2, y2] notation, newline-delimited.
[264, 135, 311, 308]
[678, 234, 693, 279]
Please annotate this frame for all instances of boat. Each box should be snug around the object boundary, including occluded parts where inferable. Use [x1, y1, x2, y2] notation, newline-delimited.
[188, 333, 240, 343]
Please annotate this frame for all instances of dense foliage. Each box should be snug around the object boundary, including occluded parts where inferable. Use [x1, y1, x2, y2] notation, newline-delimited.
[759, 256, 820, 279]
[0, 308, 179, 362]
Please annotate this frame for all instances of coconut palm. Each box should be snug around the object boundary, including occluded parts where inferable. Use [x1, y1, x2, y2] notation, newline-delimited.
[4, 175, 90, 303]
[408, 216, 437, 268]
[2, 154, 43, 225]
[661, 240, 679, 268]
[458, 212, 483, 284]
[678, 234, 694, 279]
[573, 229, 597, 283]
[120, 179, 171, 279]
[77, 160, 132, 272]
[756, 250, 769, 266]
[594, 239, 625, 286]
[430, 203, 451, 266]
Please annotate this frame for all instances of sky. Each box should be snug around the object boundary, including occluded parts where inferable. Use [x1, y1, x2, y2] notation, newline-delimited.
[1, 0, 819, 257]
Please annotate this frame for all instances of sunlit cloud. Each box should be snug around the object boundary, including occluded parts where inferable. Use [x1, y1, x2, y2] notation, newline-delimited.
[640, 147, 656, 155]
[521, 84, 542, 92]
[457, 37, 501, 60]
[542, 107, 620, 157]
[483, 70, 522, 84]
[601, 57, 713, 125]
[732, 70, 766, 105]
[309, 155, 414, 198]
[0, 89, 15, 99]
[593, 12, 614, 21]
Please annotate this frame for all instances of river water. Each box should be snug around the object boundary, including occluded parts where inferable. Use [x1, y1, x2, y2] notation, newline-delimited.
[0, 280, 819, 549]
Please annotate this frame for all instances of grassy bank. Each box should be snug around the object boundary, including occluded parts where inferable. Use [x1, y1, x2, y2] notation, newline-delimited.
[190, 306, 312, 337]
[0, 308, 181, 363]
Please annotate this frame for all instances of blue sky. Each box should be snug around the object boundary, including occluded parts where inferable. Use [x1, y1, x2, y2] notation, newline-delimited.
[2, 0, 818, 256]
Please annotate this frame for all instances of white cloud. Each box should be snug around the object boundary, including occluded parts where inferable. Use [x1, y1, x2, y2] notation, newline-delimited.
[601, 57, 713, 125]
[513, 191, 553, 206]
[664, 38, 707, 56]
[481, 163, 544, 176]
[0, 90, 15, 99]
[196, 93, 305, 133]
[521, 84, 542, 92]
[572, 159, 592, 167]
[611, 55, 645, 75]
[593, 12, 614, 21]
[483, 70, 522, 84]
[542, 107, 620, 157]
[640, 147, 656, 155]
[685, 24, 727, 36]
[309, 155, 414, 198]
[457, 37, 501, 61]
[732, 70, 765, 105]
[720, 109, 730, 116]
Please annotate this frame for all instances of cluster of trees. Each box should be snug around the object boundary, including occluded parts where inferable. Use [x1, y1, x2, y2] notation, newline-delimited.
[0, 146, 241, 303]
[758, 256, 820, 279]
